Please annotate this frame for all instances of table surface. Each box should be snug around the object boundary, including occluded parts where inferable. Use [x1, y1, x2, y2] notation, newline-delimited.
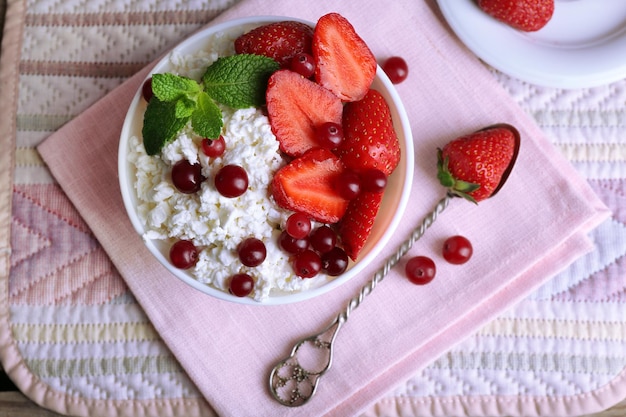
[2, 0, 626, 416]
[0, 367, 623, 417]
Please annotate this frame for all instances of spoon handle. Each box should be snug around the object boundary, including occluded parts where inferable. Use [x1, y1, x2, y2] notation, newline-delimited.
[269, 193, 452, 407]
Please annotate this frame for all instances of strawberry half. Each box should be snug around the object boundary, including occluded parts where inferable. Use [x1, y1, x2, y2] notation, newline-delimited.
[338, 191, 383, 261]
[234, 20, 314, 68]
[313, 13, 377, 102]
[271, 148, 350, 223]
[437, 124, 520, 203]
[266, 70, 343, 157]
[336, 89, 401, 176]
[478, 0, 554, 32]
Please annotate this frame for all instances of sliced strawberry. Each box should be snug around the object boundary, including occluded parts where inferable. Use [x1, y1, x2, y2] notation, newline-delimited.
[478, 0, 554, 32]
[234, 21, 314, 68]
[313, 13, 376, 102]
[272, 148, 350, 223]
[338, 191, 383, 261]
[266, 70, 343, 157]
[336, 89, 400, 175]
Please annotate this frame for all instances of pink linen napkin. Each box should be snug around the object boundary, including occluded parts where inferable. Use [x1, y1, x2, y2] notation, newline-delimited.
[37, 0, 610, 416]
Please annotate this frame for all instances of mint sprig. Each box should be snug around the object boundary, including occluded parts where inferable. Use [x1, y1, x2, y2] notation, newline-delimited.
[141, 54, 279, 156]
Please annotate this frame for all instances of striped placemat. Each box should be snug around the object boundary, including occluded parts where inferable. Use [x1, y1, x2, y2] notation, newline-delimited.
[1, 0, 625, 415]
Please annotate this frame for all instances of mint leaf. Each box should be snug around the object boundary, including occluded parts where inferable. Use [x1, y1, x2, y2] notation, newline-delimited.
[202, 54, 279, 108]
[152, 73, 200, 102]
[142, 98, 190, 155]
[175, 97, 197, 119]
[192, 92, 223, 139]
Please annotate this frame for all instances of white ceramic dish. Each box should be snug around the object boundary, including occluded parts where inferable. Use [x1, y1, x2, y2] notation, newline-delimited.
[118, 16, 414, 305]
[437, 0, 626, 88]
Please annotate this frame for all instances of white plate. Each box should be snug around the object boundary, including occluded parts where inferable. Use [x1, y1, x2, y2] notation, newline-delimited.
[437, 0, 626, 88]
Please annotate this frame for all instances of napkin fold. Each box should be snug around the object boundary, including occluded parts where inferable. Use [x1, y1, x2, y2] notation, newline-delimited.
[37, 0, 610, 416]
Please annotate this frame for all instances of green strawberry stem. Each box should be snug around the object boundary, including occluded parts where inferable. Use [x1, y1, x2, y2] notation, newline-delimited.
[437, 149, 480, 204]
[269, 192, 454, 407]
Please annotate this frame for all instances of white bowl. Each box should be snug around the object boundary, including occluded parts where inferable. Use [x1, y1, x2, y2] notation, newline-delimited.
[118, 16, 414, 305]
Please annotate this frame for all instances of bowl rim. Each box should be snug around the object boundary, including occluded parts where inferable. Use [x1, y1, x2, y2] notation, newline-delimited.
[118, 15, 414, 305]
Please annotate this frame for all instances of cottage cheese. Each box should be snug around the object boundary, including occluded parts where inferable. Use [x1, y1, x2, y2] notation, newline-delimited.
[127, 32, 333, 301]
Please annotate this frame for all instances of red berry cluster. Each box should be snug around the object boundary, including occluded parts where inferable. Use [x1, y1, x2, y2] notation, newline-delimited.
[335, 167, 388, 200]
[405, 235, 473, 285]
[228, 237, 268, 297]
[169, 135, 249, 199]
[169, 235, 268, 298]
[166, 136, 353, 298]
[279, 212, 349, 279]
[166, 133, 264, 297]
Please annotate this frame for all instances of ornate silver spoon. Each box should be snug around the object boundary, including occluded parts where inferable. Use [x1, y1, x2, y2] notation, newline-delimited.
[269, 194, 451, 406]
[268, 124, 520, 407]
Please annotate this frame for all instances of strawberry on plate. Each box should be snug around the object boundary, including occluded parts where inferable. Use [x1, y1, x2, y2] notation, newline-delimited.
[234, 20, 314, 68]
[478, 0, 554, 32]
[313, 13, 377, 102]
[266, 69, 343, 157]
[272, 148, 350, 223]
[338, 191, 384, 261]
[437, 124, 520, 203]
[336, 89, 401, 176]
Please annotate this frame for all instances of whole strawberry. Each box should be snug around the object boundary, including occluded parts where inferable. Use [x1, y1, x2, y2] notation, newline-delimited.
[234, 21, 314, 68]
[478, 0, 554, 32]
[337, 89, 400, 176]
[437, 124, 520, 203]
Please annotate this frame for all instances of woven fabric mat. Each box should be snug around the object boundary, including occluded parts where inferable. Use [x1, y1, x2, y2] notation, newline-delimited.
[1, 0, 625, 416]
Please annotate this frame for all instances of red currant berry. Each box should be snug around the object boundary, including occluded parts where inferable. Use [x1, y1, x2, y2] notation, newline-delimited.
[278, 231, 309, 254]
[142, 77, 153, 101]
[360, 168, 387, 193]
[285, 212, 311, 239]
[321, 247, 348, 276]
[214, 164, 248, 198]
[382, 56, 409, 84]
[237, 237, 267, 267]
[169, 240, 199, 269]
[315, 122, 344, 149]
[442, 235, 473, 265]
[405, 256, 436, 285]
[335, 170, 361, 200]
[171, 160, 204, 194]
[229, 273, 254, 297]
[310, 225, 337, 254]
[201, 136, 226, 158]
[290, 52, 316, 78]
[293, 249, 322, 278]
